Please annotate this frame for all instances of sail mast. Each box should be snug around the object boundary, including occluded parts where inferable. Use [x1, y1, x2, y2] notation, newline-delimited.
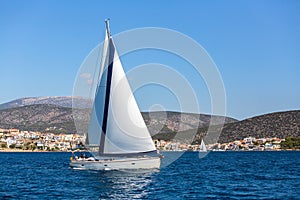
[99, 19, 115, 155]
[105, 18, 111, 37]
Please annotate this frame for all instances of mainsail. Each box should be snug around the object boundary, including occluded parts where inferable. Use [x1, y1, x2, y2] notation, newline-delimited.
[199, 139, 207, 152]
[86, 20, 156, 157]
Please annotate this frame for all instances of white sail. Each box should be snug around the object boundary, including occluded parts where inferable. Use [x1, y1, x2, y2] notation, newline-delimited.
[87, 25, 156, 156]
[86, 31, 109, 148]
[103, 47, 156, 154]
[199, 139, 207, 152]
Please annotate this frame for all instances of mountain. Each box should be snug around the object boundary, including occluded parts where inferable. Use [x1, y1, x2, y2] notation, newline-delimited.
[0, 96, 91, 110]
[157, 110, 300, 144]
[218, 110, 300, 143]
[0, 104, 237, 135]
[0, 104, 79, 133]
[142, 111, 236, 135]
[3, 97, 298, 144]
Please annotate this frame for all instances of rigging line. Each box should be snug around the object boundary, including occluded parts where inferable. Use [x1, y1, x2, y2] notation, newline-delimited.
[84, 32, 102, 148]
[88, 42, 102, 102]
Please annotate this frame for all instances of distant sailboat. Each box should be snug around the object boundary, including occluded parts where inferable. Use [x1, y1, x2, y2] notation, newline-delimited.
[199, 139, 207, 152]
[70, 19, 161, 170]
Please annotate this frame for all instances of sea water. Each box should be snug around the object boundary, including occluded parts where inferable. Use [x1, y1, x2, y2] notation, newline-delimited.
[0, 151, 299, 199]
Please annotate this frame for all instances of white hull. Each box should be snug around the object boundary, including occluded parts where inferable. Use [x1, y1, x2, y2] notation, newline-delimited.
[70, 156, 161, 170]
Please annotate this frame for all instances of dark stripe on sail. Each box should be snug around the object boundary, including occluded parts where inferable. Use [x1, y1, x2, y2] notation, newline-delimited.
[99, 38, 115, 154]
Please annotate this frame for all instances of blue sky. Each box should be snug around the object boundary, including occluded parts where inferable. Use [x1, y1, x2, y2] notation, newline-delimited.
[0, 0, 299, 119]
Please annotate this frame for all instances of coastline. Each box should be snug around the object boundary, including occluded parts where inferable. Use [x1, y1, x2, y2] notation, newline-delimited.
[0, 148, 72, 153]
[1, 149, 299, 153]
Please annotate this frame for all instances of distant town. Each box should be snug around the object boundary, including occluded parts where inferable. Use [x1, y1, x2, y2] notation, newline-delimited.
[0, 127, 299, 152]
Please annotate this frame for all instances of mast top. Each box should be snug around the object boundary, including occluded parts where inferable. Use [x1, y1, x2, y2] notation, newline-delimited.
[105, 18, 111, 37]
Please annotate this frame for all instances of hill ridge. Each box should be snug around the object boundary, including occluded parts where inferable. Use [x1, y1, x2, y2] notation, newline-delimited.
[0, 104, 237, 135]
[1, 97, 299, 143]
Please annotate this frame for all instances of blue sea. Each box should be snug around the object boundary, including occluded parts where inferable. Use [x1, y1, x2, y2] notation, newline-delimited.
[0, 151, 299, 199]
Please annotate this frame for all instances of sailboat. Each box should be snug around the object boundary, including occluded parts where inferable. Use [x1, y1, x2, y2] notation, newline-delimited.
[199, 139, 207, 152]
[70, 19, 161, 170]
